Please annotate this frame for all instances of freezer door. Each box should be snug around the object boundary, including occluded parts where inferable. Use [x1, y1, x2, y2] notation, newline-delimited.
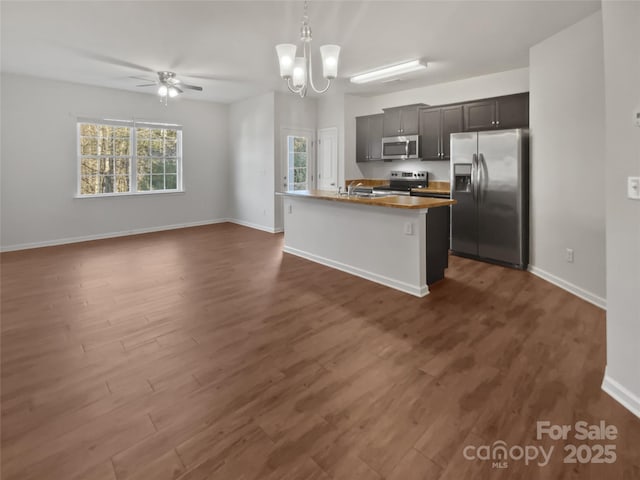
[477, 130, 526, 266]
[450, 132, 478, 256]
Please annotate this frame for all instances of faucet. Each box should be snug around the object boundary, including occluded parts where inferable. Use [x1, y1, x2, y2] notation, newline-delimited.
[348, 182, 363, 197]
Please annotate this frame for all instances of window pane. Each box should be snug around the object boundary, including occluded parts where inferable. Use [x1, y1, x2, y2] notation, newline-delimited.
[137, 158, 151, 175]
[137, 138, 150, 156]
[151, 139, 163, 156]
[115, 138, 130, 156]
[81, 158, 99, 176]
[137, 175, 150, 191]
[114, 127, 129, 138]
[165, 140, 177, 156]
[293, 137, 307, 153]
[115, 175, 130, 193]
[165, 159, 177, 174]
[81, 176, 99, 195]
[101, 175, 114, 193]
[99, 125, 113, 138]
[165, 129, 177, 141]
[151, 175, 165, 190]
[165, 174, 177, 190]
[136, 128, 150, 139]
[294, 168, 307, 183]
[98, 136, 113, 155]
[99, 158, 114, 174]
[115, 158, 129, 175]
[151, 159, 164, 174]
[80, 124, 98, 136]
[81, 138, 98, 155]
[294, 153, 307, 168]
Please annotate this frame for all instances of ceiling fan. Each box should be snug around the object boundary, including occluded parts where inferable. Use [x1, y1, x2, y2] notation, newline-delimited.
[135, 71, 203, 104]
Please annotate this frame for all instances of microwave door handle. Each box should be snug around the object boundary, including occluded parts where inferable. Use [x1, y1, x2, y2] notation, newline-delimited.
[405, 140, 409, 158]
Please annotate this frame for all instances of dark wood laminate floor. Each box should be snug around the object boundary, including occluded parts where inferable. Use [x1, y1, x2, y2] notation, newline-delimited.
[1, 223, 639, 480]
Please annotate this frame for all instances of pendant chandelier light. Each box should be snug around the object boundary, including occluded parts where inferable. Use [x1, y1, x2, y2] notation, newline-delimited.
[275, 1, 341, 98]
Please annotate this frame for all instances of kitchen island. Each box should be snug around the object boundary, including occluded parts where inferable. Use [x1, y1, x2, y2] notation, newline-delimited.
[278, 190, 455, 297]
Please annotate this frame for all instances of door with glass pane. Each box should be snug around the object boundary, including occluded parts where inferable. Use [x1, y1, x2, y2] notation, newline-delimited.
[283, 130, 313, 191]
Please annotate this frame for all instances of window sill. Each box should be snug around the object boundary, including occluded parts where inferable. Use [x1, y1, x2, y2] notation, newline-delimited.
[74, 190, 186, 199]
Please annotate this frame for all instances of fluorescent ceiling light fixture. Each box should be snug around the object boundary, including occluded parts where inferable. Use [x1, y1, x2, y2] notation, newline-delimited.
[350, 60, 427, 84]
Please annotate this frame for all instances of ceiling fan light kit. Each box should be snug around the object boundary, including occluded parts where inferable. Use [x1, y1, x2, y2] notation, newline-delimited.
[349, 59, 427, 84]
[135, 71, 203, 105]
[275, 0, 340, 98]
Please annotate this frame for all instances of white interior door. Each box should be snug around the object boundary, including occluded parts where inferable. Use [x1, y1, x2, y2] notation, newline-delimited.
[281, 128, 314, 192]
[317, 127, 338, 190]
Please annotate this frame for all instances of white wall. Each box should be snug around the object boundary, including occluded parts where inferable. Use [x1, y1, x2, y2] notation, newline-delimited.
[345, 68, 530, 182]
[528, 12, 606, 306]
[0, 73, 229, 250]
[228, 91, 276, 232]
[601, 1, 640, 417]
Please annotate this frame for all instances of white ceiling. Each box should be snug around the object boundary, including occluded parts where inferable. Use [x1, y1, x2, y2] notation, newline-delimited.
[1, 1, 600, 104]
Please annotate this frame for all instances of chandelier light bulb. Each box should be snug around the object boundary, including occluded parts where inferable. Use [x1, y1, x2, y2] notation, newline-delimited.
[320, 44, 340, 79]
[158, 84, 168, 97]
[276, 44, 297, 78]
[292, 57, 306, 88]
[168, 86, 179, 98]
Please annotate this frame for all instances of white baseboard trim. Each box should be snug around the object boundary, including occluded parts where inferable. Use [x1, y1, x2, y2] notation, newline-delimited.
[528, 265, 606, 310]
[226, 218, 281, 234]
[0, 219, 228, 252]
[283, 245, 429, 298]
[602, 370, 640, 418]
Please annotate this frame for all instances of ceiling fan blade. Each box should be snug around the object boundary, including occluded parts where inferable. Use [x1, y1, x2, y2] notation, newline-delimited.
[173, 86, 183, 94]
[180, 84, 203, 91]
[130, 75, 156, 82]
[70, 47, 156, 73]
[136, 83, 157, 87]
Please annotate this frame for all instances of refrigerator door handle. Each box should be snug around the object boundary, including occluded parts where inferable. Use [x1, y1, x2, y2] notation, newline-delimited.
[477, 153, 484, 203]
[472, 153, 478, 202]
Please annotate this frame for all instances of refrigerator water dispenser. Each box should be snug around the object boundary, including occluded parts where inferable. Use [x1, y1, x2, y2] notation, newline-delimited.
[454, 164, 472, 192]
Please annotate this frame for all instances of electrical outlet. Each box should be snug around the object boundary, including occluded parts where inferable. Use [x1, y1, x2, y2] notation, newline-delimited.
[628, 177, 640, 200]
[566, 248, 574, 263]
[404, 222, 413, 235]
[288, 204, 293, 214]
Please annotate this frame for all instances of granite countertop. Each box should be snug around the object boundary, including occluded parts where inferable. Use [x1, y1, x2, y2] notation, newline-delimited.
[278, 190, 456, 210]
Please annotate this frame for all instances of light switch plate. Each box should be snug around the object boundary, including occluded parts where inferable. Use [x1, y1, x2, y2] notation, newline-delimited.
[628, 177, 640, 200]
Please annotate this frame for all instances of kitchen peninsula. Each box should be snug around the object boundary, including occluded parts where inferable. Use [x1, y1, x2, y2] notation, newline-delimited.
[279, 190, 455, 297]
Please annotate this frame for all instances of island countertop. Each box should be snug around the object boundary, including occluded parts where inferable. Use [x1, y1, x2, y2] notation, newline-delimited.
[278, 189, 455, 210]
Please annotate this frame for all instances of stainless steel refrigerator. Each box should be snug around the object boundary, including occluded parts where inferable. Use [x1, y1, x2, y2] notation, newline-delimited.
[450, 129, 529, 269]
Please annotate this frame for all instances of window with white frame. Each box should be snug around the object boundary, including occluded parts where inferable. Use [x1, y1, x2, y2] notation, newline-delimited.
[77, 119, 182, 196]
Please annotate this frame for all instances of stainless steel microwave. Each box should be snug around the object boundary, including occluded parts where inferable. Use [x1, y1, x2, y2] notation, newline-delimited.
[382, 135, 420, 160]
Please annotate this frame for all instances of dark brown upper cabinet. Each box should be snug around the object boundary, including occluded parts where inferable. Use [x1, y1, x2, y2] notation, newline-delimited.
[463, 93, 529, 131]
[382, 104, 426, 137]
[356, 114, 384, 163]
[419, 105, 463, 160]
